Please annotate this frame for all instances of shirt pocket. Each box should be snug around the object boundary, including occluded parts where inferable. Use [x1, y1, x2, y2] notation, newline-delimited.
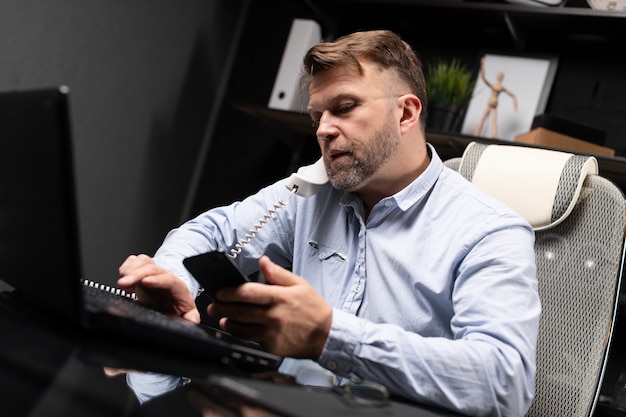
[307, 239, 348, 264]
[303, 239, 351, 301]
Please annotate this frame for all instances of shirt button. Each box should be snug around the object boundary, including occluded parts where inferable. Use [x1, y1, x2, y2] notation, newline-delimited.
[385, 200, 392, 207]
[327, 361, 337, 371]
[355, 285, 362, 292]
[319, 252, 326, 259]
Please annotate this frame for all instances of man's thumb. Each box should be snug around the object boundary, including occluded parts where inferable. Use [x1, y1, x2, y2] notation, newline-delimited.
[258, 255, 299, 286]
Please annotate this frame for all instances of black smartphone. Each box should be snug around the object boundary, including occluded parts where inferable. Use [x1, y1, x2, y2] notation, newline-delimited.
[183, 250, 252, 301]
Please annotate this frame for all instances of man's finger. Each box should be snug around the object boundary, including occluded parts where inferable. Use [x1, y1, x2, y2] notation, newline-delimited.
[258, 256, 302, 286]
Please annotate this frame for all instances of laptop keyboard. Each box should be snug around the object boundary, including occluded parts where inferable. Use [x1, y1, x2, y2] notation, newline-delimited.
[80, 283, 281, 372]
[81, 284, 211, 339]
[81, 279, 137, 300]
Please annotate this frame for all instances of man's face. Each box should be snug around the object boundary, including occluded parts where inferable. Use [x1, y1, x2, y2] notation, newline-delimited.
[307, 61, 401, 192]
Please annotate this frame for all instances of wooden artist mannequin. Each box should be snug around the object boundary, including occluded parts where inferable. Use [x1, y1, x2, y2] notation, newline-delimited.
[474, 57, 518, 138]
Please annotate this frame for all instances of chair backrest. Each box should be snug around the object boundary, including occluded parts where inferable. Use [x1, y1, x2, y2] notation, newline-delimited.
[444, 141, 626, 417]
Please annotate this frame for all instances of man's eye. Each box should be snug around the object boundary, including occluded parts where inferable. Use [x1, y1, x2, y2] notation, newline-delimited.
[312, 119, 320, 128]
[336, 104, 354, 114]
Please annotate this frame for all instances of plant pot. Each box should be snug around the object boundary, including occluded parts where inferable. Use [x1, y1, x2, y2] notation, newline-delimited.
[426, 101, 465, 133]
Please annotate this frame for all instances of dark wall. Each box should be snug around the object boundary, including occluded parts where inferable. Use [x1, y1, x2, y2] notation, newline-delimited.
[190, 0, 325, 217]
[0, 0, 246, 285]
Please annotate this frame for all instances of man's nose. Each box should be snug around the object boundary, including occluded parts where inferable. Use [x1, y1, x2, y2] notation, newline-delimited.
[316, 112, 339, 141]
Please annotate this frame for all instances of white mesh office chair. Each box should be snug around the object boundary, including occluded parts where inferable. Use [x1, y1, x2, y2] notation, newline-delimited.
[444, 141, 626, 417]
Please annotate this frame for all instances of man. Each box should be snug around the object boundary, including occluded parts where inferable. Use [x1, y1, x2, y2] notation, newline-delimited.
[118, 30, 540, 417]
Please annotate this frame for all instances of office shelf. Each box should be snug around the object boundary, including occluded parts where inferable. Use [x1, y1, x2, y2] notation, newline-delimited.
[234, 104, 626, 193]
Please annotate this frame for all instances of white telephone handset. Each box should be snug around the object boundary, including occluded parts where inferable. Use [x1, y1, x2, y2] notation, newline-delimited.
[229, 158, 329, 258]
[284, 157, 329, 197]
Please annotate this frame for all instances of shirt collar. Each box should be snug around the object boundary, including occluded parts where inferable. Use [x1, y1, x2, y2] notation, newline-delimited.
[339, 143, 443, 212]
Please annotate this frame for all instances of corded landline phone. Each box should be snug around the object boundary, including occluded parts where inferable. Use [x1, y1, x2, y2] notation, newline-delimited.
[183, 158, 329, 300]
[284, 157, 329, 198]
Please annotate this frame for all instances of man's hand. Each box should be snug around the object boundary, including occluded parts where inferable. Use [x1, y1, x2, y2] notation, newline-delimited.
[118, 254, 200, 324]
[103, 367, 133, 377]
[206, 255, 332, 359]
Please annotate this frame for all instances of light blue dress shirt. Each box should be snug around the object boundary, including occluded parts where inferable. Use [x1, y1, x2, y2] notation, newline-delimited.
[130, 144, 540, 417]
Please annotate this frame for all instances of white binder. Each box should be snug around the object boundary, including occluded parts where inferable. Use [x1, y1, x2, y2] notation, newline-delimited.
[268, 18, 322, 112]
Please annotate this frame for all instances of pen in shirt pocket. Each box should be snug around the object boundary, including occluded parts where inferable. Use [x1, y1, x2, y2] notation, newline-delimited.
[308, 239, 348, 261]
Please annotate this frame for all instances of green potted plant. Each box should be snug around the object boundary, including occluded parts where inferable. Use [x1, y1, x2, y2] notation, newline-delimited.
[425, 58, 475, 132]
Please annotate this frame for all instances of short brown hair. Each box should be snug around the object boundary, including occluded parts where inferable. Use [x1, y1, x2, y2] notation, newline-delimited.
[303, 30, 427, 122]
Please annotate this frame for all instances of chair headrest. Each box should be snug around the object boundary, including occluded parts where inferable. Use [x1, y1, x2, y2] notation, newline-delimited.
[457, 142, 598, 231]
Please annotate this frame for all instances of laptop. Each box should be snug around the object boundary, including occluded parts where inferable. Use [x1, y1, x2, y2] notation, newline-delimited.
[0, 86, 282, 373]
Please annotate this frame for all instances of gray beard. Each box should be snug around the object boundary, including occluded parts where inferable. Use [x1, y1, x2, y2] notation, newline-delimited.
[329, 117, 399, 192]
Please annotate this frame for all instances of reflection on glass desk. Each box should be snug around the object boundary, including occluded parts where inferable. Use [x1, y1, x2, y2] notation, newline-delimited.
[0, 290, 464, 417]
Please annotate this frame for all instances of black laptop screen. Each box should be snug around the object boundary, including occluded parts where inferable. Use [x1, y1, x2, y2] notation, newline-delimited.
[0, 86, 84, 323]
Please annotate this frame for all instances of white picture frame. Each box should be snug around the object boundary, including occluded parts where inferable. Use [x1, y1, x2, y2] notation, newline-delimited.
[460, 53, 558, 141]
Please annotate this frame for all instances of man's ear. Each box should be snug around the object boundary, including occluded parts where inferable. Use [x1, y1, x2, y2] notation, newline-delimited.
[398, 94, 421, 134]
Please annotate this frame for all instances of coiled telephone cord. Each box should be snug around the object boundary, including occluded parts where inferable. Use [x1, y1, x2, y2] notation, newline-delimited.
[229, 187, 298, 258]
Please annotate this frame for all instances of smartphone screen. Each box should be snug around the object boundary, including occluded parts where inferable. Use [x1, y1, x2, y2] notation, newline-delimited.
[183, 250, 251, 301]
